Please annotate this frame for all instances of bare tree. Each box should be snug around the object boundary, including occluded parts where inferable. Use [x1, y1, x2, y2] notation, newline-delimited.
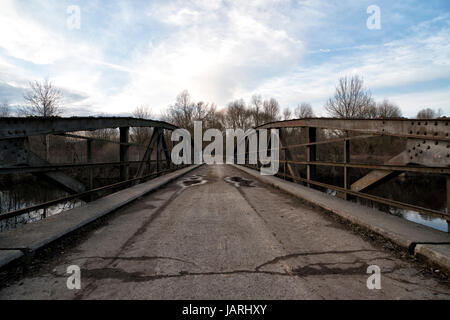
[204, 103, 225, 131]
[282, 107, 292, 120]
[226, 99, 251, 129]
[20, 80, 63, 117]
[193, 101, 210, 122]
[164, 90, 221, 133]
[249, 95, 263, 127]
[131, 106, 153, 145]
[325, 75, 375, 118]
[133, 105, 152, 119]
[416, 108, 442, 119]
[294, 103, 314, 118]
[262, 98, 280, 123]
[376, 99, 402, 118]
[164, 90, 196, 132]
[19, 80, 64, 161]
[0, 101, 11, 117]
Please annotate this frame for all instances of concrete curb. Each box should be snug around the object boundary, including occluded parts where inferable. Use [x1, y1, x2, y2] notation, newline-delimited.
[232, 164, 450, 274]
[0, 251, 24, 269]
[0, 165, 201, 269]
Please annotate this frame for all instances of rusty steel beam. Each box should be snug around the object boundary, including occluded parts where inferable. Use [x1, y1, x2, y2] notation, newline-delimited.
[281, 134, 376, 150]
[279, 160, 450, 175]
[0, 117, 178, 140]
[350, 151, 407, 192]
[256, 118, 450, 142]
[0, 160, 165, 175]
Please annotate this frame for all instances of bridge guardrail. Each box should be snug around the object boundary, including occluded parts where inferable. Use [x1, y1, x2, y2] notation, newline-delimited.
[238, 118, 450, 231]
[0, 117, 183, 227]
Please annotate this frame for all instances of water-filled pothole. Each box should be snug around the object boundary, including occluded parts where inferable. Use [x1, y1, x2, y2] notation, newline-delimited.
[224, 176, 255, 187]
[179, 175, 207, 188]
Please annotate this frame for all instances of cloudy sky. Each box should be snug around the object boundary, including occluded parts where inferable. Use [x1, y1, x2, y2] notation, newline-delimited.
[1, 0, 449, 117]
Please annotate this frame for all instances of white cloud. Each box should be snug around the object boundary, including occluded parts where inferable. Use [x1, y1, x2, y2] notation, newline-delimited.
[0, 0, 65, 65]
[105, 0, 305, 115]
[249, 20, 450, 116]
[0, 0, 123, 110]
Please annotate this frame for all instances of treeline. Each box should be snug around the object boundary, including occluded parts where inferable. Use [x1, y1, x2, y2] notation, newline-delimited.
[162, 75, 445, 134]
[0, 76, 446, 130]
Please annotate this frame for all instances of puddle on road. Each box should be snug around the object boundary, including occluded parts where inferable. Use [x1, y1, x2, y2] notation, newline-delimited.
[178, 175, 207, 188]
[224, 176, 255, 188]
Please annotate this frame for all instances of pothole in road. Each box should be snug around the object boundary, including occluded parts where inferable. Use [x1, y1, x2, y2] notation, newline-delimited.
[179, 175, 207, 188]
[224, 176, 255, 187]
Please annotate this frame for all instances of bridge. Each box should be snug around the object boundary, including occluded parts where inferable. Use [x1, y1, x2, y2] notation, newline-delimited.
[0, 116, 449, 299]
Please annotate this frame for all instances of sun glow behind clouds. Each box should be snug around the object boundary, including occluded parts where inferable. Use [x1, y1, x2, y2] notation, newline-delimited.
[0, 0, 449, 117]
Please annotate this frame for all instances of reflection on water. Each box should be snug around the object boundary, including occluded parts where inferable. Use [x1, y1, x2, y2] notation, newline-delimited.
[325, 188, 447, 233]
[402, 211, 447, 232]
[0, 200, 85, 232]
[0, 175, 85, 232]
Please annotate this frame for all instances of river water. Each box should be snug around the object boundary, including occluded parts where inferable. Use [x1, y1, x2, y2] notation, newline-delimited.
[0, 176, 85, 232]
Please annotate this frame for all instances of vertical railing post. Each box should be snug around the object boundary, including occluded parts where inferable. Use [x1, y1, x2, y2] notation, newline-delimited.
[120, 127, 129, 181]
[168, 130, 174, 170]
[87, 138, 93, 193]
[245, 136, 249, 166]
[256, 130, 260, 170]
[306, 127, 316, 188]
[344, 137, 350, 200]
[156, 129, 162, 175]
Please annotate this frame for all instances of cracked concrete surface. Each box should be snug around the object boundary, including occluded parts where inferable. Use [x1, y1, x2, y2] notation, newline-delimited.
[0, 165, 449, 299]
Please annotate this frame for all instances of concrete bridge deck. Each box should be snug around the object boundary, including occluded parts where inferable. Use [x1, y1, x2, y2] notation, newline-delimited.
[0, 164, 449, 299]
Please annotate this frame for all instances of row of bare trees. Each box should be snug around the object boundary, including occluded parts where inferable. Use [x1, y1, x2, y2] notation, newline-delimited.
[0, 78, 445, 123]
[162, 90, 287, 132]
[416, 107, 444, 119]
[162, 76, 447, 133]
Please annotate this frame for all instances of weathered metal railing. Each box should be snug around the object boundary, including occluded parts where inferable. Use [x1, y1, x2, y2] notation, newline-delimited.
[240, 118, 450, 232]
[0, 117, 183, 225]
